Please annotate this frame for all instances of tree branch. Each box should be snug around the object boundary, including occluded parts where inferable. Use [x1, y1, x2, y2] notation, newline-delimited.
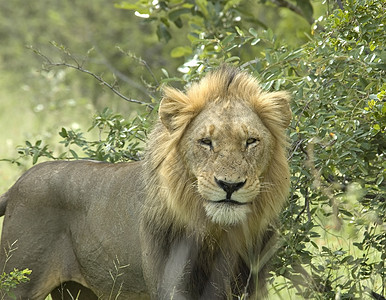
[54, 61, 153, 109]
[96, 47, 153, 97]
[336, 0, 344, 10]
[30, 46, 154, 110]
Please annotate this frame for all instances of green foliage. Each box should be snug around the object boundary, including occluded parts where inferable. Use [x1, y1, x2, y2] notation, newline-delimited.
[0, 269, 31, 299]
[83, 108, 149, 162]
[17, 140, 55, 165]
[13, 108, 150, 165]
[0, 239, 32, 297]
[268, 1, 385, 298]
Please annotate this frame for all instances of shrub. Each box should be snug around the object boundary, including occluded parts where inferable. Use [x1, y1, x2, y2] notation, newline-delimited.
[0, 269, 31, 299]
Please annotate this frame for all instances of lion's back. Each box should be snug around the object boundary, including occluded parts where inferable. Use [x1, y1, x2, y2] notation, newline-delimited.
[3, 160, 144, 211]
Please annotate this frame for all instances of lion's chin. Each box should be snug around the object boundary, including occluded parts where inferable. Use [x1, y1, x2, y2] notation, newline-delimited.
[203, 201, 251, 226]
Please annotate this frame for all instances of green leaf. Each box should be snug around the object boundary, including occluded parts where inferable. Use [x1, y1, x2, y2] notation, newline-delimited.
[221, 33, 235, 46]
[173, 18, 183, 28]
[235, 26, 244, 36]
[161, 68, 169, 77]
[70, 149, 79, 159]
[224, 0, 242, 12]
[59, 127, 68, 138]
[376, 175, 384, 185]
[156, 24, 172, 42]
[295, 0, 314, 23]
[249, 28, 258, 38]
[251, 38, 260, 46]
[115, 2, 150, 15]
[114, 2, 137, 10]
[170, 46, 192, 58]
[196, 0, 209, 18]
[32, 151, 39, 165]
[225, 56, 240, 63]
[168, 8, 191, 21]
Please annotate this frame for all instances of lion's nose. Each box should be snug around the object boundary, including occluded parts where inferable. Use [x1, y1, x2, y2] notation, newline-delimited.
[214, 177, 246, 200]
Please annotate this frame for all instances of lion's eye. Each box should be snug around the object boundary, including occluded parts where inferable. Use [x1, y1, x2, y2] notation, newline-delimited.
[199, 138, 213, 149]
[246, 137, 259, 147]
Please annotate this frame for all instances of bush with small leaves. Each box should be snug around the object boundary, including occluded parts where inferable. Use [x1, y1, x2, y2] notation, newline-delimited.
[0, 269, 31, 299]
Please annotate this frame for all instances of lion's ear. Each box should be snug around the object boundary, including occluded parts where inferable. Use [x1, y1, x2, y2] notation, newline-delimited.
[254, 91, 292, 130]
[159, 87, 192, 133]
[269, 91, 292, 129]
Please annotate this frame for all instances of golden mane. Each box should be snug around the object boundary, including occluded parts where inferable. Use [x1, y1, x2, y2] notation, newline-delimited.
[144, 66, 291, 238]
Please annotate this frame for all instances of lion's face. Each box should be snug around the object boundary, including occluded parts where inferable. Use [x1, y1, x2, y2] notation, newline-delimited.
[181, 100, 274, 226]
[155, 67, 291, 229]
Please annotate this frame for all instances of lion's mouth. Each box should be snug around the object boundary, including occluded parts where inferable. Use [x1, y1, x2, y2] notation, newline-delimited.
[208, 199, 250, 206]
[204, 199, 252, 226]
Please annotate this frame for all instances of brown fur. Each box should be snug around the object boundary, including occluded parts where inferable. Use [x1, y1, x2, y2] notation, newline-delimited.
[0, 66, 290, 299]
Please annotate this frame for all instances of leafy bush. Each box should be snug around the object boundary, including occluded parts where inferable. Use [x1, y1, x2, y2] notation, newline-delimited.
[13, 108, 150, 164]
[0, 242, 31, 298]
[4, 0, 385, 299]
[0, 269, 31, 299]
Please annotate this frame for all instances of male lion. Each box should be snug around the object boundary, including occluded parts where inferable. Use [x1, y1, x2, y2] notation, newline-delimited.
[0, 66, 291, 299]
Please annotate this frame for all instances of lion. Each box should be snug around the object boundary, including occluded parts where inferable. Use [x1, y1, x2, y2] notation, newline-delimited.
[0, 66, 291, 299]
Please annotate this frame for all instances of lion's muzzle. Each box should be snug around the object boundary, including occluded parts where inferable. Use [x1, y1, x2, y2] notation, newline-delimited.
[214, 177, 246, 200]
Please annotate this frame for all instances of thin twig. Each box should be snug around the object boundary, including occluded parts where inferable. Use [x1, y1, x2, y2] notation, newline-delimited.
[30, 46, 154, 110]
[52, 61, 153, 109]
[336, 0, 344, 10]
[288, 138, 304, 161]
[95, 47, 151, 97]
[240, 59, 260, 69]
[295, 187, 311, 223]
[116, 46, 159, 86]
